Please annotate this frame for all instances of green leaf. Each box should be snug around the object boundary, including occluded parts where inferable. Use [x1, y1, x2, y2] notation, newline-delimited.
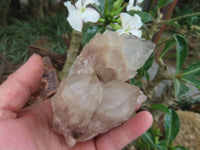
[175, 145, 187, 150]
[130, 78, 142, 86]
[150, 104, 170, 114]
[138, 52, 154, 78]
[144, 71, 150, 80]
[82, 25, 104, 47]
[174, 34, 188, 73]
[144, 53, 155, 71]
[157, 140, 167, 150]
[180, 61, 200, 87]
[138, 67, 145, 78]
[164, 109, 180, 146]
[92, 3, 104, 16]
[165, 21, 180, 27]
[104, 0, 109, 16]
[182, 61, 200, 76]
[141, 129, 157, 150]
[108, 0, 116, 11]
[181, 75, 200, 87]
[158, 0, 173, 9]
[113, 0, 124, 10]
[174, 78, 189, 97]
[160, 38, 176, 58]
[96, 0, 105, 15]
[135, 11, 152, 23]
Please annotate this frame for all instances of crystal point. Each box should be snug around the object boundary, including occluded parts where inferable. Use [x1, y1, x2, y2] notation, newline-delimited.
[52, 31, 155, 147]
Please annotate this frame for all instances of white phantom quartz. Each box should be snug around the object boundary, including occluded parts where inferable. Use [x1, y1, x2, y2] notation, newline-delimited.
[52, 31, 155, 147]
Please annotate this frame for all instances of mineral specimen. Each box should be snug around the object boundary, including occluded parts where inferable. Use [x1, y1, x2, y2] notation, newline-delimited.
[68, 31, 155, 82]
[52, 31, 155, 147]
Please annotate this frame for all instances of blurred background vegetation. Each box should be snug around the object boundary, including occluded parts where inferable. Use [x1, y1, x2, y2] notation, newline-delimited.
[0, 0, 200, 150]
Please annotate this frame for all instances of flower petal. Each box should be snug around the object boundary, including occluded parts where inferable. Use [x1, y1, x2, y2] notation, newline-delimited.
[119, 13, 143, 37]
[124, 13, 142, 29]
[129, 0, 134, 5]
[131, 14, 143, 29]
[82, 7, 100, 23]
[68, 14, 83, 32]
[132, 5, 142, 11]
[65, 1, 83, 32]
[116, 29, 126, 35]
[129, 28, 142, 37]
[126, 5, 133, 12]
[120, 13, 132, 29]
[120, 13, 142, 29]
[65, 1, 76, 12]
[126, 0, 134, 11]
[75, 0, 83, 9]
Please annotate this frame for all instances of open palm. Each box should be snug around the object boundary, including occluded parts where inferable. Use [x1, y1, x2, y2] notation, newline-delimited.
[0, 55, 152, 150]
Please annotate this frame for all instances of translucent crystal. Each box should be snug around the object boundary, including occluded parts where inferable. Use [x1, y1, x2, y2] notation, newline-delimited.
[52, 31, 155, 147]
[69, 31, 155, 82]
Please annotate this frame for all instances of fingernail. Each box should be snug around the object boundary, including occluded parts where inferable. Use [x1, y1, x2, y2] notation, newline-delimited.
[29, 53, 38, 60]
[31, 53, 37, 57]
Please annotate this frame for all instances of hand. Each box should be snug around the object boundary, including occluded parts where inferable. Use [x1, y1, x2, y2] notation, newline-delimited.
[0, 55, 153, 150]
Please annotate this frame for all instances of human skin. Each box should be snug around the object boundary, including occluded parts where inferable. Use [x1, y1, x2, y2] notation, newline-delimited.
[0, 54, 153, 150]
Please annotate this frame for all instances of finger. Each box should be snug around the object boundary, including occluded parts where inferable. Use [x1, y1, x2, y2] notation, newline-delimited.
[27, 100, 152, 150]
[95, 111, 153, 150]
[26, 100, 152, 150]
[0, 54, 43, 112]
[72, 140, 96, 150]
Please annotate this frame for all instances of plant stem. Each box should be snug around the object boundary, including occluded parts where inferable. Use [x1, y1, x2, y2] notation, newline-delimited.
[60, 30, 82, 81]
[148, 0, 155, 12]
[161, 12, 200, 24]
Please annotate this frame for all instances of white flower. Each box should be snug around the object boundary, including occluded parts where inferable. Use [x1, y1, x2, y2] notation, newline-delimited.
[116, 13, 142, 37]
[65, 0, 100, 32]
[127, 0, 144, 11]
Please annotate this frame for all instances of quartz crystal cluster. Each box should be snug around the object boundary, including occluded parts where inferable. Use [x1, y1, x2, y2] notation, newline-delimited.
[52, 31, 155, 147]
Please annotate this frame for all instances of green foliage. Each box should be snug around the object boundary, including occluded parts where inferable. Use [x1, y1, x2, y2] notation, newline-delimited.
[159, 38, 176, 59]
[82, 24, 105, 46]
[134, 108, 184, 150]
[164, 109, 180, 145]
[0, 19, 38, 63]
[31, 13, 71, 54]
[181, 61, 200, 87]
[174, 4, 200, 27]
[130, 78, 142, 86]
[138, 52, 154, 80]
[150, 104, 170, 114]
[174, 34, 188, 74]
[175, 145, 188, 150]
[182, 61, 200, 77]
[113, 0, 124, 10]
[92, 1, 104, 16]
[157, 140, 167, 150]
[181, 75, 200, 87]
[135, 11, 152, 23]
[149, 0, 173, 18]
[140, 128, 157, 150]
[157, 0, 173, 9]
[163, 33, 200, 97]
[159, 32, 200, 97]
[174, 78, 189, 97]
[0, 13, 71, 63]
[134, 127, 161, 150]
